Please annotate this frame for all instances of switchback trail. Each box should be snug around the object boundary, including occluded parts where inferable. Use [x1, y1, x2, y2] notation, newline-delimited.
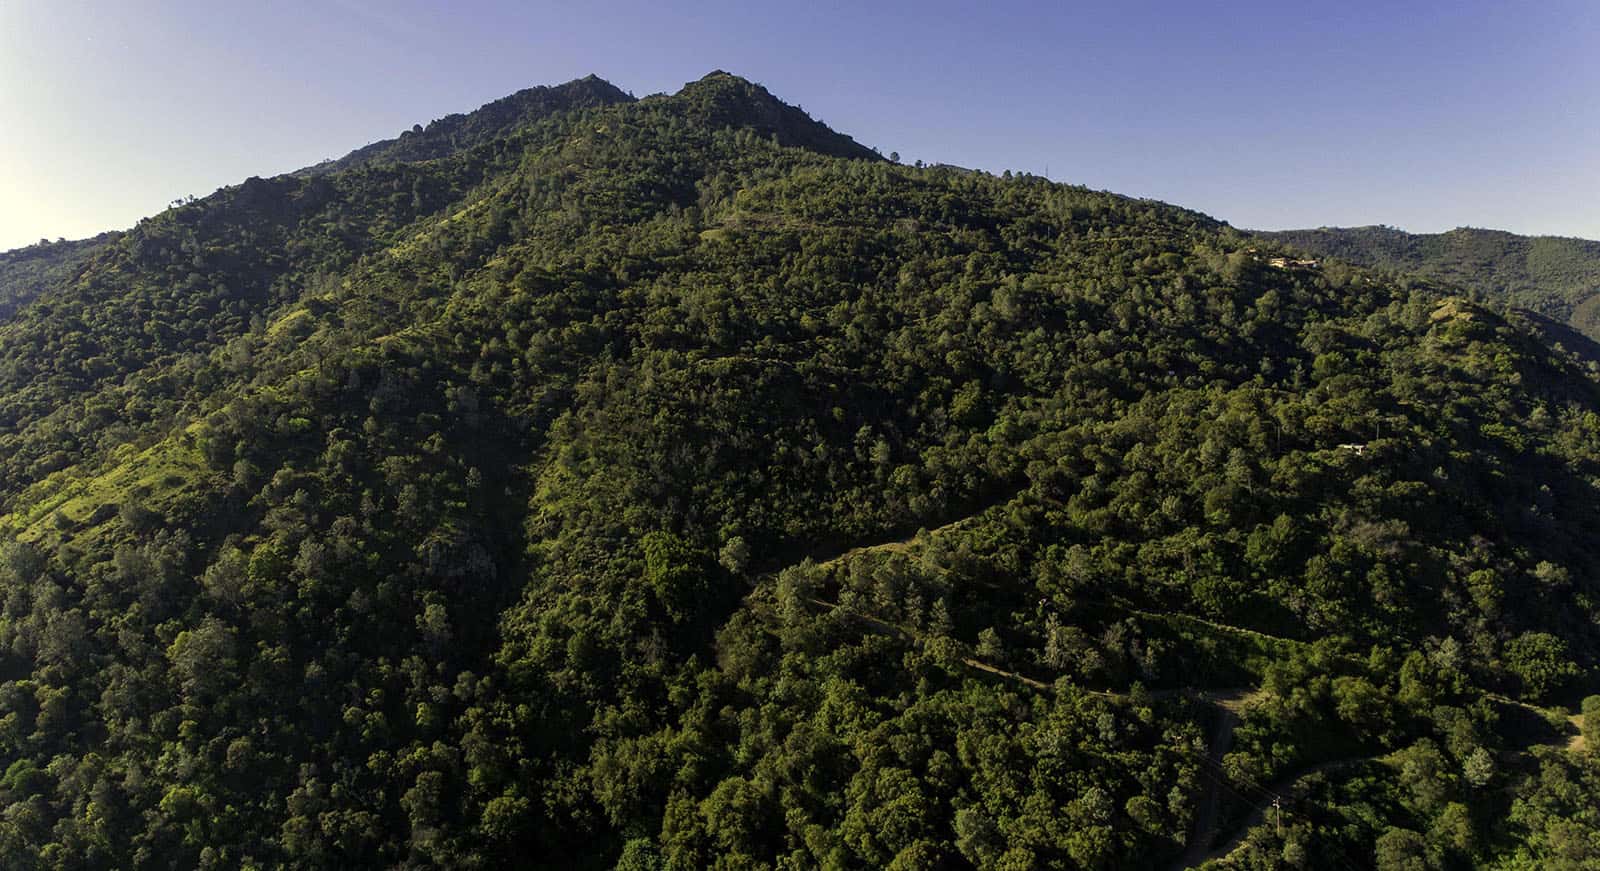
[1485, 692, 1589, 754]
[1171, 705, 1240, 870]
[1168, 689, 1262, 870]
[750, 505, 1349, 871]
[1189, 699, 1591, 868]
[1192, 758, 1374, 868]
[808, 595, 1054, 691]
[810, 511, 987, 573]
[745, 488, 1021, 602]
[759, 499, 1596, 870]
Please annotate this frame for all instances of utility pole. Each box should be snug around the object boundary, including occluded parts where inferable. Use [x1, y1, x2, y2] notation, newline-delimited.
[1274, 796, 1282, 836]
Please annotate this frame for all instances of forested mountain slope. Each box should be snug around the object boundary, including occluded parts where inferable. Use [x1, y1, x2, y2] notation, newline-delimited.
[0, 234, 119, 323]
[1, 72, 1598, 870]
[1259, 225, 1600, 340]
[292, 75, 636, 177]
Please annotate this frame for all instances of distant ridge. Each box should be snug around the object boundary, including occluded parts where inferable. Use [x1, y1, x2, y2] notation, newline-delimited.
[1259, 224, 1600, 338]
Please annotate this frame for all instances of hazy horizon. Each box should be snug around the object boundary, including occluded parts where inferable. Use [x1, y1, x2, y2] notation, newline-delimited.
[3, 0, 1597, 251]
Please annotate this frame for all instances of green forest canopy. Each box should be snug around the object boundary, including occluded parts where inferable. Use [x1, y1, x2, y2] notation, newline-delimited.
[0, 72, 1598, 869]
[1258, 225, 1600, 341]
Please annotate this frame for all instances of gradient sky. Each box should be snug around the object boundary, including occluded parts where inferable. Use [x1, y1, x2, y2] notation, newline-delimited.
[2, 0, 1597, 251]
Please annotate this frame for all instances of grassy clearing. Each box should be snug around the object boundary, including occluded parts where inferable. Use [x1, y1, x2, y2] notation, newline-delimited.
[1, 434, 210, 545]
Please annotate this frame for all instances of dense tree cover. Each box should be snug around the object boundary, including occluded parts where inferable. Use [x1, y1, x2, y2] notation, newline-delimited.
[0, 234, 118, 323]
[1260, 225, 1600, 340]
[293, 75, 637, 178]
[0, 72, 1596, 868]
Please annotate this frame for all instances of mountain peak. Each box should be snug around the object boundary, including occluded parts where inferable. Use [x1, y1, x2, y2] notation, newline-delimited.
[674, 70, 790, 109]
[298, 74, 634, 176]
[669, 70, 880, 161]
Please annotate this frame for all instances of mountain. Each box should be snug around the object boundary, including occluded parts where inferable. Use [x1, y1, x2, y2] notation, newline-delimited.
[292, 74, 637, 176]
[1, 72, 1598, 870]
[1259, 225, 1600, 339]
[0, 233, 119, 323]
[667, 70, 882, 161]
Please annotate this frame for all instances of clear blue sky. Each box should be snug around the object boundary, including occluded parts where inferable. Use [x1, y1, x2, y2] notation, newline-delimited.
[2, 0, 1597, 250]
